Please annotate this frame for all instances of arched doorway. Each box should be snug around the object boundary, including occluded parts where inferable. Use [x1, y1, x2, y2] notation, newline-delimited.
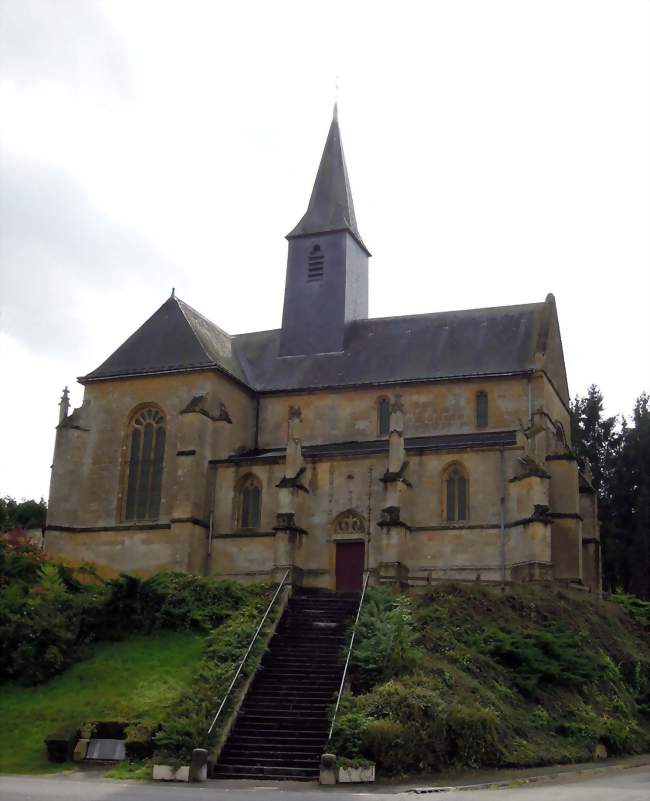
[332, 510, 366, 592]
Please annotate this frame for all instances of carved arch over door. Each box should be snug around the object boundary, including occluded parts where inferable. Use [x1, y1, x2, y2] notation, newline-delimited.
[332, 509, 366, 537]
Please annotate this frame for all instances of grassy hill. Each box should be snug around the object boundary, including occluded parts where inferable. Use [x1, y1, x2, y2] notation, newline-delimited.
[334, 583, 650, 775]
[0, 631, 204, 774]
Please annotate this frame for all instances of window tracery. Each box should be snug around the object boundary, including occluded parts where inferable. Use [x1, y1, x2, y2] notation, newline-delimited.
[443, 464, 469, 522]
[124, 407, 166, 521]
[238, 474, 262, 529]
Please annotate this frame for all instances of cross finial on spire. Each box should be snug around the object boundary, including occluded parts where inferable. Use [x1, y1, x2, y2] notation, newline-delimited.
[334, 74, 340, 120]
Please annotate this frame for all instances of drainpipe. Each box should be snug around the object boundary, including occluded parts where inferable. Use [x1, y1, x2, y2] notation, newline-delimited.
[207, 470, 216, 558]
[527, 374, 533, 427]
[499, 446, 507, 587]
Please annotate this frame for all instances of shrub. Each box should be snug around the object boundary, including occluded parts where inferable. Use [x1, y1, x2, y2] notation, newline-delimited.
[351, 590, 421, 690]
[331, 712, 370, 757]
[475, 625, 607, 696]
[446, 703, 501, 768]
[139, 572, 250, 631]
[600, 718, 634, 754]
[154, 591, 275, 762]
[125, 723, 156, 759]
[363, 720, 420, 774]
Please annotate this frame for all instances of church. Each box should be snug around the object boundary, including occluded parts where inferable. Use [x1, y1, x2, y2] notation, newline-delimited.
[45, 109, 601, 593]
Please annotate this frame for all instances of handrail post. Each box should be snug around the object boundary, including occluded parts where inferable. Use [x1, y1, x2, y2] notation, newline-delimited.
[327, 571, 370, 744]
[207, 568, 290, 736]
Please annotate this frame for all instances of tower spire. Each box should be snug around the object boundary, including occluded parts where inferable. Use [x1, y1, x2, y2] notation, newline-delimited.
[287, 107, 368, 255]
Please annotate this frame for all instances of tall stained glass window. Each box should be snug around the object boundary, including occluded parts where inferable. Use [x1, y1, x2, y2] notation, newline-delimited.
[125, 407, 166, 521]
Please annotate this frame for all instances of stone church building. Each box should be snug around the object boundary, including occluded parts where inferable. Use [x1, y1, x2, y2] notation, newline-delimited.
[45, 110, 601, 593]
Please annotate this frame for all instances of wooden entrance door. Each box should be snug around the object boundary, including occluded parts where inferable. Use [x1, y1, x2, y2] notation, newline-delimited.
[335, 541, 365, 592]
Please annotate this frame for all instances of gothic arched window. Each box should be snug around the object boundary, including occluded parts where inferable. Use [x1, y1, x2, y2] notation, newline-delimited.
[476, 390, 488, 428]
[124, 407, 166, 521]
[443, 464, 469, 522]
[238, 474, 262, 530]
[378, 397, 391, 437]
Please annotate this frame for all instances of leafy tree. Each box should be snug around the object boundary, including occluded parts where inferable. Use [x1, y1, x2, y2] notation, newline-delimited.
[0, 496, 47, 531]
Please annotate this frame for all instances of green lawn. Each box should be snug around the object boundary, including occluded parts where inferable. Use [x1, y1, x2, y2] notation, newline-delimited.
[0, 631, 204, 774]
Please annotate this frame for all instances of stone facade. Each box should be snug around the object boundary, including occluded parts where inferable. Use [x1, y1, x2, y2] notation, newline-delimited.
[45, 110, 601, 594]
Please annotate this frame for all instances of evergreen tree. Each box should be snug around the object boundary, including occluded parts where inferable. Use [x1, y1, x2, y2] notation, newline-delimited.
[571, 388, 650, 598]
[626, 393, 650, 599]
[571, 386, 621, 591]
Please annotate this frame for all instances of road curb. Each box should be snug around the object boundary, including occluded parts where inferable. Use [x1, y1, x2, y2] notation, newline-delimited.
[405, 756, 650, 794]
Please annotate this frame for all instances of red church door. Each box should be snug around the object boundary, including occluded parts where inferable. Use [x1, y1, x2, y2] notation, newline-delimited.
[335, 541, 365, 592]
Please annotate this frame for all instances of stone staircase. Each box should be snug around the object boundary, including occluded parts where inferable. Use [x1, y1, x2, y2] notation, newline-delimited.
[212, 589, 359, 781]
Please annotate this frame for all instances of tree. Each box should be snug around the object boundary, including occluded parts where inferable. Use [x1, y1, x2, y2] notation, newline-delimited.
[0, 497, 47, 531]
[572, 388, 650, 599]
[571, 386, 621, 591]
[625, 394, 650, 599]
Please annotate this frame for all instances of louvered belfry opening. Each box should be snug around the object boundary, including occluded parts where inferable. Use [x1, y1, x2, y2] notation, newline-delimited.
[306, 244, 324, 282]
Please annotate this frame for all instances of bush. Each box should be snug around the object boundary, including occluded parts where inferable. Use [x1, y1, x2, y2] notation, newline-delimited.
[474, 625, 608, 696]
[446, 704, 501, 768]
[125, 723, 157, 760]
[0, 558, 260, 685]
[154, 591, 275, 762]
[363, 720, 420, 774]
[351, 590, 421, 690]
[600, 718, 634, 754]
[139, 572, 250, 631]
[331, 712, 370, 757]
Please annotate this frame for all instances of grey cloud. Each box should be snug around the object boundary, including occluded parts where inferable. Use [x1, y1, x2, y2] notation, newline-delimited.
[0, 156, 175, 356]
[0, 0, 132, 100]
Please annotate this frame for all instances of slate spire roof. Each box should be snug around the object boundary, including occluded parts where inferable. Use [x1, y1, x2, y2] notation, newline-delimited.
[287, 105, 368, 254]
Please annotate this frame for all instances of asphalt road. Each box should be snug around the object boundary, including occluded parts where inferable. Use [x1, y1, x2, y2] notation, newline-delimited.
[0, 766, 649, 801]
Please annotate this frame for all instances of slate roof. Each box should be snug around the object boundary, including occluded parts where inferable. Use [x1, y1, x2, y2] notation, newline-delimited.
[211, 430, 518, 465]
[83, 294, 248, 385]
[81, 293, 569, 406]
[286, 105, 368, 254]
[234, 301, 547, 392]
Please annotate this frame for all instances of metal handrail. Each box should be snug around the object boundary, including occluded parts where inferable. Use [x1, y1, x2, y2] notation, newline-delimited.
[327, 571, 370, 743]
[207, 569, 290, 735]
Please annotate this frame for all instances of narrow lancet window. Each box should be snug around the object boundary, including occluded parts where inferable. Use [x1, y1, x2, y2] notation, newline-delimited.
[124, 407, 165, 521]
[239, 474, 262, 529]
[476, 391, 488, 428]
[378, 397, 391, 436]
[444, 465, 469, 522]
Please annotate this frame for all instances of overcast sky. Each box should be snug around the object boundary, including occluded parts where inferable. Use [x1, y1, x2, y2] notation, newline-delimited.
[1, 0, 648, 502]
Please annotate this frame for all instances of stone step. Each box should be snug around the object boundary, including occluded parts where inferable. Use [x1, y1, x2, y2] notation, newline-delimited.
[213, 764, 319, 779]
[216, 754, 321, 768]
[227, 734, 326, 747]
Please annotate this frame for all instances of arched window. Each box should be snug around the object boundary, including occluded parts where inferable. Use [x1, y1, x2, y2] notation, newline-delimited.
[238, 474, 262, 529]
[443, 464, 469, 522]
[378, 397, 391, 437]
[476, 390, 488, 428]
[124, 407, 166, 521]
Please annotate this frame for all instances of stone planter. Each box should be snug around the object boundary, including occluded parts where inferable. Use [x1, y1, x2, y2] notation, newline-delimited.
[152, 764, 190, 782]
[337, 763, 375, 783]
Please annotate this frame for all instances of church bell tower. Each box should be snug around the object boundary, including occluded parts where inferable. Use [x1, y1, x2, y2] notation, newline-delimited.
[279, 107, 370, 357]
